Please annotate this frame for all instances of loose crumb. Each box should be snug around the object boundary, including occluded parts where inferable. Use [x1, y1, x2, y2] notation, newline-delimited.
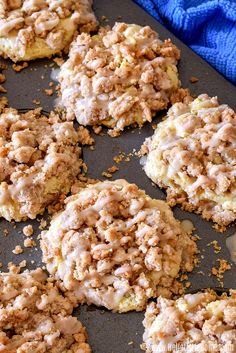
[102, 165, 119, 178]
[12, 62, 28, 72]
[211, 259, 231, 281]
[207, 240, 221, 254]
[32, 99, 41, 105]
[190, 76, 199, 83]
[12, 245, 23, 254]
[24, 238, 36, 248]
[44, 88, 53, 96]
[19, 260, 27, 268]
[3, 229, 9, 237]
[23, 225, 34, 237]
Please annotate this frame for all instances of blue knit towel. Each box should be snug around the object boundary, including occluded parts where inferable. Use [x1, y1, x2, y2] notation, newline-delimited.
[134, 0, 236, 84]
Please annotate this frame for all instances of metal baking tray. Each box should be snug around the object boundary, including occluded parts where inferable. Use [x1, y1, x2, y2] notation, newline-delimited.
[0, 1, 235, 352]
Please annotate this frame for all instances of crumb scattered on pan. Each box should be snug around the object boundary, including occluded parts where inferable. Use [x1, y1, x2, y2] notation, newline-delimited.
[19, 260, 27, 268]
[211, 259, 231, 282]
[44, 88, 54, 96]
[207, 240, 221, 254]
[12, 245, 24, 254]
[32, 99, 41, 105]
[3, 229, 9, 237]
[23, 225, 34, 237]
[12, 62, 29, 72]
[102, 165, 119, 178]
[24, 238, 36, 248]
[190, 76, 199, 83]
[113, 152, 133, 164]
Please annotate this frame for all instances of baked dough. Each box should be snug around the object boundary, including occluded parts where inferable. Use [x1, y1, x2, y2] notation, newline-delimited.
[143, 94, 236, 227]
[41, 179, 197, 313]
[0, 107, 83, 221]
[0, 0, 97, 61]
[59, 22, 181, 134]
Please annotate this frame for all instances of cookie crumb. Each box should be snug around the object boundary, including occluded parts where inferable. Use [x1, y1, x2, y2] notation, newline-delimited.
[23, 225, 34, 237]
[32, 99, 41, 105]
[190, 76, 199, 83]
[12, 62, 28, 72]
[44, 88, 53, 96]
[24, 238, 36, 248]
[211, 259, 231, 280]
[3, 229, 9, 237]
[207, 240, 221, 254]
[19, 260, 27, 268]
[12, 245, 23, 254]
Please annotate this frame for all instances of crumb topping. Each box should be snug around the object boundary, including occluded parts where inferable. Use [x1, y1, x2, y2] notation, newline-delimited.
[0, 107, 83, 221]
[59, 22, 181, 133]
[0, 0, 97, 61]
[142, 290, 236, 353]
[0, 268, 91, 353]
[41, 179, 197, 313]
[144, 94, 236, 227]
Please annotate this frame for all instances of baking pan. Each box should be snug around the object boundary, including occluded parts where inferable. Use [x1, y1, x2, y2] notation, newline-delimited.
[0, 0, 235, 352]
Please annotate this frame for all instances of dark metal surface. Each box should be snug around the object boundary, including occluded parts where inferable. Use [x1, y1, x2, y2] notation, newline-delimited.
[0, 1, 235, 352]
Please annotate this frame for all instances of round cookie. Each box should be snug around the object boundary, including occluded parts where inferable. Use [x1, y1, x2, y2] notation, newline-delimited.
[41, 179, 197, 313]
[143, 94, 236, 228]
[0, 268, 91, 353]
[0, 0, 97, 62]
[58, 22, 181, 135]
[0, 107, 83, 221]
[142, 290, 236, 353]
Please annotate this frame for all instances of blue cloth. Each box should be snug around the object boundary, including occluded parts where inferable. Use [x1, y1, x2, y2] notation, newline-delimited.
[134, 0, 236, 84]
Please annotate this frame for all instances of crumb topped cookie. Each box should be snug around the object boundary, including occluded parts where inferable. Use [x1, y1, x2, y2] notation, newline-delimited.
[143, 94, 236, 227]
[0, 0, 97, 62]
[0, 268, 91, 353]
[41, 179, 197, 313]
[0, 107, 83, 221]
[58, 22, 181, 135]
[142, 290, 236, 353]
